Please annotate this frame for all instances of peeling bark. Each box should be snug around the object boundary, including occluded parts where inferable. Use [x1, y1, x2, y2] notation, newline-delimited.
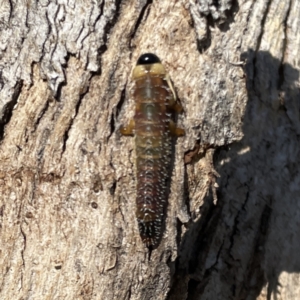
[0, 0, 299, 299]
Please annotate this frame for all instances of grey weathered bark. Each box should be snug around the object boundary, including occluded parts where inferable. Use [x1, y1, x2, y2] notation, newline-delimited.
[0, 0, 299, 299]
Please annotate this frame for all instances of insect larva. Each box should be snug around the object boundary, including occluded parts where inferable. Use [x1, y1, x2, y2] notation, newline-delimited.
[120, 53, 184, 250]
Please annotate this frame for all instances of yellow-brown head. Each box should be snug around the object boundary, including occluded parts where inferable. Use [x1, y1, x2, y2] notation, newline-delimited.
[132, 53, 166, 80]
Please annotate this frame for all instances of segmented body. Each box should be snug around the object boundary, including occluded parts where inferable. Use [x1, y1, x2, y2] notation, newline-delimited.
[120, 53, 184, 249]
[134, 73, 173, 249]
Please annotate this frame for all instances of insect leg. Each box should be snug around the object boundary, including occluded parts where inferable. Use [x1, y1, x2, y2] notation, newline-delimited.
[169, 120, 185, 137]
[165, 74, 177, 101]
[120, 119, 135, 136]
[170, 102, 184, 113]
[165, 74, 184, 113]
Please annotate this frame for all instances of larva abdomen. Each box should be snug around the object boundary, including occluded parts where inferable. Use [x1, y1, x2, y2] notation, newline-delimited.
[120, 53, 184, 249]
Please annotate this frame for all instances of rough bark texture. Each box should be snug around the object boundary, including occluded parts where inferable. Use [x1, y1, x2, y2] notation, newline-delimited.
[0, 0, 299, 299]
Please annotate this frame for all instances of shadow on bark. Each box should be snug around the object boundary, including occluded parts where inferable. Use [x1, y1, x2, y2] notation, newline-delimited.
[195, 0, 240, 52]
[168, 50, 300, 300]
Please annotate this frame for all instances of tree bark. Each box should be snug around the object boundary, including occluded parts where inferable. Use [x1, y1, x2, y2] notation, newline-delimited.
[0, 0, 299, 299]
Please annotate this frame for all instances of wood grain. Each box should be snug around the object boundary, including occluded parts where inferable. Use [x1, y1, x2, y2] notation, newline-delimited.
[0, 0, 299, 299]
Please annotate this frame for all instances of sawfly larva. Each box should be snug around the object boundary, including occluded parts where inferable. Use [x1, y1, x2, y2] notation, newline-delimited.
[120, 53, 184, 250]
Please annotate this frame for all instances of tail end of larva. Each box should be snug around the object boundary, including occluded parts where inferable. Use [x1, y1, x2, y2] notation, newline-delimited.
[138, 220, 163, 251]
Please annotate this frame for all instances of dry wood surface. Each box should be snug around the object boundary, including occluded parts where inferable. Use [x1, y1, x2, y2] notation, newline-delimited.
[0, 0, 299, 299]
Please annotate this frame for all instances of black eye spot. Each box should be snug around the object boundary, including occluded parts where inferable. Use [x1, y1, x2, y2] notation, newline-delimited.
[137, 53, 161, 65]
